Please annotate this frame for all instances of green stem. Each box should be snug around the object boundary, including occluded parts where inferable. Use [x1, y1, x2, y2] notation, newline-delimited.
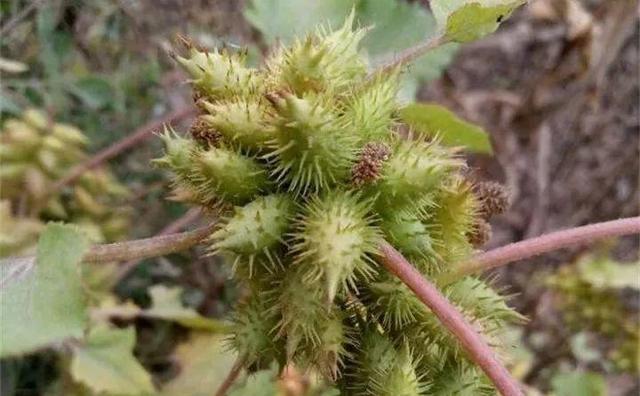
[370, 34, 449, 77]
[84, 223, 214, 264]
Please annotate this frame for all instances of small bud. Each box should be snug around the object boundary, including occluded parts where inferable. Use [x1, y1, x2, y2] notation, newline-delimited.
[189, 116, 222, 147]
[474, 181, 511, 219]
[351, 142, 391, 187]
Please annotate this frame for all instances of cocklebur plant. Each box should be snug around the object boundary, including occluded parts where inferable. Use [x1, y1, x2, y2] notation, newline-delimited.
[0, 110, 131, 255]
[157, 13, 522, 395]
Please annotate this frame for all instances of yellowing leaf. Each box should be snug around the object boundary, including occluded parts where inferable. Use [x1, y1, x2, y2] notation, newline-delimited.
[0, 224, 89, 357]
[578, 257, 640, 291]
[432, 0, 526, 43]
[91, 285, 227, 331]
[70, 325, 154, 395]
[399, 103, 493, 154]
[161, 332, 240, 396]
[145, 285, 226, 331]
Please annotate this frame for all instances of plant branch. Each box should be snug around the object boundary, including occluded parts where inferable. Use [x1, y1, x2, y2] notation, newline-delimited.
[371, 34, 449, 77]
[114, 207, 203, 281]
[84, 223, 214, 264]
[377, 241, 523, 396]
[214, 355, 246, 396]
[441, 216, 640, 284]
[50, 107, 195, 194]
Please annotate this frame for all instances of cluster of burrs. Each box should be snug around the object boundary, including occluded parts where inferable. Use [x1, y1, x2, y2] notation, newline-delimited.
[157, 15, 518, 395]
[0, 110, 130, 255]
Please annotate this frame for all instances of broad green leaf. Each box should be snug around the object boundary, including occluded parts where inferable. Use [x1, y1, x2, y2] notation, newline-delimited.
[0, 224, 89, 357]
[399, 103, 493, 154]
[161, 333, 240, 396]
[70, 76, 114, 110]
[245, 0, 357, 44]
[91, 285, 227, 331]
[578, 257, 640, 291]
[70, 325, 154, 395]
[551, 371, 606, 396]
[356, 0, 459, 100]
[431, 0, 526, 43]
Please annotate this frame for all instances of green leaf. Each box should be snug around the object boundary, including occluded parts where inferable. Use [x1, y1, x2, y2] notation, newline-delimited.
[399, 103, 493, 154]
[551, 371, 607, 396]
[431, 0, 526, 43]
[578, 257, 640, 291]
[245, 0, 357, 44]
[70, 325, 155, 395]
[70, 76, 114, 110]
[0, 224, 89, 357]
[161, 332, 240, 396]
[356, 0, 459, 99]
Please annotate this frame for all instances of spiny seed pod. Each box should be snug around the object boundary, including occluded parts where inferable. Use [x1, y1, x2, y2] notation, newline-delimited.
[164, 15, 520, 393]
[155, 128, 197, 173]
[420, 359, 493, 396]
[291, 192, 380, 302]
[474, 181, 511, 219]
[380, 210, 436, 263]
[429, 177, 479, 265]
[361, 274, 425, 331]
[176, 47, 261, 100]
[271, 12, 367, 95]
[211, 194, 295, 276]
[189, 146, 270, 205]
[364, 139, 462, 215]
[200, 98, 274, 152]
[266, 92, 358, 194]
[347, 328, 426, 396]
[350, 142, 391, 187]
[344, 73, 399, 142]
[229, 298, 283, 368]
[274, 269, 350, 377]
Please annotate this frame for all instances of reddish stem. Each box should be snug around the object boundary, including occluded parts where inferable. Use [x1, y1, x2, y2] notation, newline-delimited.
[378, 241, 523, 396]
[442, 216, 640, 284]
[214, 355, 245, 396]
[50, 107, 195, 193]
